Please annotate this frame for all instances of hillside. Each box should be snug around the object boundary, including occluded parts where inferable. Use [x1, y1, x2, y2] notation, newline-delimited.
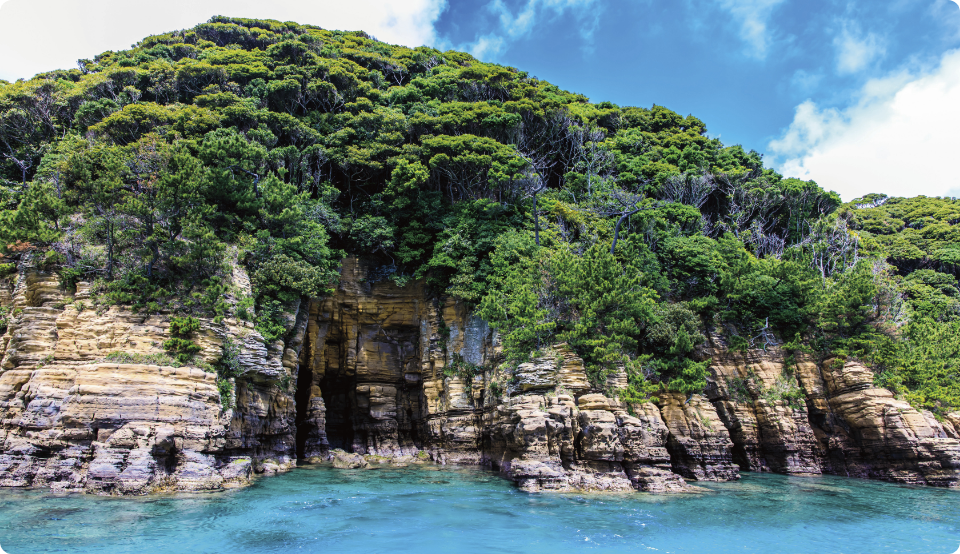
[0, 15, 958, 420]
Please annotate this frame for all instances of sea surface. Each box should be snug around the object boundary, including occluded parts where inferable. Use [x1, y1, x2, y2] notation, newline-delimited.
[1, 465, 958, 554]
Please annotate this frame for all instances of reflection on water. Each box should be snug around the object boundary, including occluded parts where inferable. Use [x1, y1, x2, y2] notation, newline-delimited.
[1, 466, 959, 553]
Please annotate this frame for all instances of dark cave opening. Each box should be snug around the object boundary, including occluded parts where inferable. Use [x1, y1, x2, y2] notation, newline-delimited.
[294, 351, 313, 460]
[318, 373, 356, 451]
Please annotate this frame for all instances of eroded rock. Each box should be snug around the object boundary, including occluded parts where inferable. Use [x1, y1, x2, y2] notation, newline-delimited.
[2, 258, 957, 496]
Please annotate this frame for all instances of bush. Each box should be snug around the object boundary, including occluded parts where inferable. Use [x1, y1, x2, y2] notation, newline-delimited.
[58, 266, 85, 292]
[168, 315, 201, 336]
[214, 337, 244, 408]
[254, 297, 287, 342]
[40, 250, 65, 270]
[217, 378, 235, 408]
[164, 316, 202, 363]
[759, 373, 805, 409]
[442, 354, 481, 378]
[0, 306, 9, 334]
[101, 350, 180, 366]
[236, 296, 255, 320]
[726, 375, 753, 403]
[874, 317, 960, 417]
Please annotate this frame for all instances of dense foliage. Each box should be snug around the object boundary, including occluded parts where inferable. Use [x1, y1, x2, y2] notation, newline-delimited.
[1, 17, 957, 414]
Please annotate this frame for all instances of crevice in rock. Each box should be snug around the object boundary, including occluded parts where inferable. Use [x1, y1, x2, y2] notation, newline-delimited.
[295, 330, 313, 459]
[711, 398, 751, 471]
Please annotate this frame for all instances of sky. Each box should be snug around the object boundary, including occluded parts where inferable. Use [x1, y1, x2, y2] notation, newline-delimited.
[1, 0, 959, 201]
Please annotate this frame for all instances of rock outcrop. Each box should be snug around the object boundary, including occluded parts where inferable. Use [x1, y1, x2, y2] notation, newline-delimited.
[658, 393, 740, 481]
[481, 391, 688, 493]
[295, 259, 701, 492]
[706, 344, 960, 487]
[1, 257, 958, 495]
[0, 265, 300, 494]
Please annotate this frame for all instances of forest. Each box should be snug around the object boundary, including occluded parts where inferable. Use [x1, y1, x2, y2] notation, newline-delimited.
[1, 16, 957, 416]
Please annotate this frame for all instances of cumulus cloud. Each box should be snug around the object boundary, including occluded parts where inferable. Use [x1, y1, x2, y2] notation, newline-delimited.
[457, 0, 599, 60]
[0, 0, 447, 80]
[834, 22, 886, 75]
[714, 0, 786, 59]
[768, 49, 960, 201]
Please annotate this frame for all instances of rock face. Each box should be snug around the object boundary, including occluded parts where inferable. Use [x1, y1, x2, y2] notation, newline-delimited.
[481, 391, 688, 493]
[706, 344, 960, 487]
[658, 393, 740, 481]
[295, 259, 696, 491]
[1, 257, 958, 494]
[0, 267, 300, 494]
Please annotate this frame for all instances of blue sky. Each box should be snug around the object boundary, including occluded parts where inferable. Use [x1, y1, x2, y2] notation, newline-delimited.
[2, 0, 959, 200]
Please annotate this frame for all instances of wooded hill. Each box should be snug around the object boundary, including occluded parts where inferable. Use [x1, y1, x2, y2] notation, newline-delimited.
[1, 16, 958, 415]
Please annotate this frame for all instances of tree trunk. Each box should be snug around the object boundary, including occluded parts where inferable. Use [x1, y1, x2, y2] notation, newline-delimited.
[534, 190, 540, 247]
[610, 209, 640, 254]
[106, 221, 114, 280]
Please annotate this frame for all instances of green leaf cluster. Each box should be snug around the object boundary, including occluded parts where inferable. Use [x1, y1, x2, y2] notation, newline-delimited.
[1, 16, 958, 414]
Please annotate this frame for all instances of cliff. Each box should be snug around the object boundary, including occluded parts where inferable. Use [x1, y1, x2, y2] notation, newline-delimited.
[0, 258, 957, 494]
[707, 347, 960, 486]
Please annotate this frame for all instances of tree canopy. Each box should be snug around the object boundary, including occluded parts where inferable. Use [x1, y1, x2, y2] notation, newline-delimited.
[1, 16, 957, 415]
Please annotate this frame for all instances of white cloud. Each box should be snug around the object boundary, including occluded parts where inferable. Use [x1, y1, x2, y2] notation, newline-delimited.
[769, 49, 960, 201]
[458, 0, 598, 60]
[467, 33, 508, 60]
[834, 22, 886, 75]
[714, 0, 786, 59]
[0, 0, 446, 80]
[790, 69, 824, 94]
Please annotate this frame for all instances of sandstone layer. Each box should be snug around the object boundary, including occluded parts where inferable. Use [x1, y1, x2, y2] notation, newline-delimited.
[0, 266, 300, 494]
[706, 344, 960, 486]
[1, 257, 957, 494]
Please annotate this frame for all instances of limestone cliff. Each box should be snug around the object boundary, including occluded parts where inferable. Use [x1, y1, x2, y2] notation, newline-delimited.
[0, 257, 957, 495]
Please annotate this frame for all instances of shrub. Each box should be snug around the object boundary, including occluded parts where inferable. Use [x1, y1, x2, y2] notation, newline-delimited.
[164, 316, 202, 363]
[443, 353, 482, 393]
[214, 337, 243, 408]
[168, 315, 201, 336]
[58, 266, 85, 292]
[236, 296, 255, 320]
[102, 350, 180, 366]
[254, 298, 287, 342]
[726, 375, 753, 403]
[40, 250, 65, 270]
[217, 378, 235, 408]
[760, 373, 805, 409]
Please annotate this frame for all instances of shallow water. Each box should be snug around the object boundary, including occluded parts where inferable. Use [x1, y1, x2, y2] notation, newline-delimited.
[1, 466, 958, 554]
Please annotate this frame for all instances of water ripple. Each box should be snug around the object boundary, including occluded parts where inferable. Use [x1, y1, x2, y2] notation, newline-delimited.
[1, 467, 959, 553]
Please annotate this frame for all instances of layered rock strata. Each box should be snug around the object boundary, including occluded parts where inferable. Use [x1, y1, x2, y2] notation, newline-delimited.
[0, 267, 301, 494]
[1, 257, 958, 494]
[706, 344, 960, 486]
[294, 258, 709, 491]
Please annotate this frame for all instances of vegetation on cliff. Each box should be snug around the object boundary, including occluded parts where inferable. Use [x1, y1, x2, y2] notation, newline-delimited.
[0, 17, 957, 414]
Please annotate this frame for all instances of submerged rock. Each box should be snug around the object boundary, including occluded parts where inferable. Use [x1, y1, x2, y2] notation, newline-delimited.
[332, 450, 368, 469]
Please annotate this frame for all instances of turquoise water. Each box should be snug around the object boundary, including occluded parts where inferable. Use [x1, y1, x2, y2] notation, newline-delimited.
[1, 465, 958, 554]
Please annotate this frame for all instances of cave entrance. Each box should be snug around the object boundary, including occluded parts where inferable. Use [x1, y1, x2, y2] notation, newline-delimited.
[318, 372, 357, 451]
[310, 318, 425, 456]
